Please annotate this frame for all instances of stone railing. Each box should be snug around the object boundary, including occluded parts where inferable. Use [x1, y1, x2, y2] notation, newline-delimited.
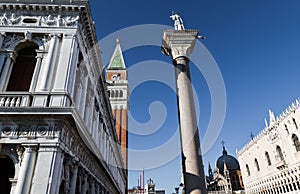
[0, 93, 32, 107]
[0, 92, 73, 108]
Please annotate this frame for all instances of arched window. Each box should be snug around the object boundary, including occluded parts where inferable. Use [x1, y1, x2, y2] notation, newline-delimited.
[6, 45, 38, 91]
[292, 134, 300, 152]
[276, 146, 284, 161]
[285, 124, 289, 135]
[255, 158, 260, 171]
[265, 152, 272, 166]
[293, 118, 298, 130]
[111, 90, 115, 98]
[246, 164, 250, 176]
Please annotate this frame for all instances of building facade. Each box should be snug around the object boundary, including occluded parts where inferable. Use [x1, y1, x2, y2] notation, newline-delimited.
[0, 0, 126, 193]
[237, 99, 300, 194]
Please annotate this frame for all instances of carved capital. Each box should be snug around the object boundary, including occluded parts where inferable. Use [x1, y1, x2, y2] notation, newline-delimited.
[162, 30, 199, 60]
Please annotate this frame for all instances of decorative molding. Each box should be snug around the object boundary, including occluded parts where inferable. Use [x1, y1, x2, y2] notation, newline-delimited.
[0, 13, 79, 28]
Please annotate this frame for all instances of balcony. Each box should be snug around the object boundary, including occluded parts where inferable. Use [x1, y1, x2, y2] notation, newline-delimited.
[0, 92, 72, 108]
[276, 160, 287, 170]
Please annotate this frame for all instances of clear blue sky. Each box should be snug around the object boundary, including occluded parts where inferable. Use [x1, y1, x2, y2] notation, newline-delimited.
[90, 0, 300, 193]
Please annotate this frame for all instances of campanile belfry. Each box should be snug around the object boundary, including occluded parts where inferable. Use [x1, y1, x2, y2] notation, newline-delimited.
[106, 39, 129, 170]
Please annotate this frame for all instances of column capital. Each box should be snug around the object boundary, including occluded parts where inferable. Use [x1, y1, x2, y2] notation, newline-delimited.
[49, 33, 62, 39]
[0, 32, 6, 37]
[161, 30, 199, 60]
[21, 144, 38, 151]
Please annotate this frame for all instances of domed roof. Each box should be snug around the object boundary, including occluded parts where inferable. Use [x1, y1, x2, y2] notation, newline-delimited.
[216, 146, 240, 174]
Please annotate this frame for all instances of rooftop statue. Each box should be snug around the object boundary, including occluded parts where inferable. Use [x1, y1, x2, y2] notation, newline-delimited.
[170, 12, 185, 30]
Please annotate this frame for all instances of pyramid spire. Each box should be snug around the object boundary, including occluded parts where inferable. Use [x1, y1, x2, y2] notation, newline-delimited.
[107, 38, 126, 70]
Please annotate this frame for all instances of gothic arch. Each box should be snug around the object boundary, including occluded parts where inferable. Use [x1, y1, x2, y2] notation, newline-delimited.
[255, 158, 260, 171]
[276, 145, 284, 161]
[265, 151, 272, 166]
[292, 134, 300, 152]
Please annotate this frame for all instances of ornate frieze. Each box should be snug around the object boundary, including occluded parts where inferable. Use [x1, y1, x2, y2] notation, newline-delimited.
[0, 13, 79, 28]
[0, 123, 61, 139]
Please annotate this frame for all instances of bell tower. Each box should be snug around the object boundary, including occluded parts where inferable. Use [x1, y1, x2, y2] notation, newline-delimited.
[106, 39, 129, 169]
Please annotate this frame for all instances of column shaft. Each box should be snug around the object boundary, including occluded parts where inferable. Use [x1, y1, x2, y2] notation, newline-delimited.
[70, 165, 79, 194]
[38, 34, 58, 91]
[14, 145, 38, 194]
[174, 57, 206, 194]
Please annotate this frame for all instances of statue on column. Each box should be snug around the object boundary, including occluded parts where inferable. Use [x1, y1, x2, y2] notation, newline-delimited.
[170, 12, 185, 30]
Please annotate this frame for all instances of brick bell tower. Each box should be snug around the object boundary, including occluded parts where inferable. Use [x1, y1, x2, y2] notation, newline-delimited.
[106, 39, 129, 171]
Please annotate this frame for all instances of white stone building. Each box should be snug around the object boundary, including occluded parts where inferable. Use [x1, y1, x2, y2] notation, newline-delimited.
[237, 99, 300, 194]
[0, 0, 126, 193]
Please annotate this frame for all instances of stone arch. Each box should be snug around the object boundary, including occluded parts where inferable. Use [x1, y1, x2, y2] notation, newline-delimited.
[7, 36, 46, 51]
[0, 146, 20, 194]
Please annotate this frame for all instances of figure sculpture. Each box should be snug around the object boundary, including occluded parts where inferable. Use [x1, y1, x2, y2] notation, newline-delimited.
[170, 12, 185, 30]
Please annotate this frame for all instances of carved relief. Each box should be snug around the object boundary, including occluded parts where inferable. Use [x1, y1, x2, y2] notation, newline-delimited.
[2, 34, 23, 49]
[0, 13, 79, 27]
[0, 123, 61, 139]
[267, 127, 278, 142]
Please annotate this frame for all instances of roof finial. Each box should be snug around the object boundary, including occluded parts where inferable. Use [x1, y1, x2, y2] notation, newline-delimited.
[221, 140, 227, 155]
[116, 38, 120, 44]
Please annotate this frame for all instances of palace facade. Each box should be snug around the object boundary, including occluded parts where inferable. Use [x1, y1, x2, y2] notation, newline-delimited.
[237, 99, 300, 194]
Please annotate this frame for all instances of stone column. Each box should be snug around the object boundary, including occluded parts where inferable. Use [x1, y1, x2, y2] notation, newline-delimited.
[70, 162, 79, 194]
[29, 51, 44, 92]
[81, 173, 88, 194]
[162, 30, 206, 194]
[0, 51, 16, 90]
[14, 144, 38, 194]
[0, 32, 6, 48]
[90, 177, 96, 194]
[37, 34, 59, 91]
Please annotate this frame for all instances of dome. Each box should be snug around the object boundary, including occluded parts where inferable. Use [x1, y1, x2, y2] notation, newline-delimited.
[216, 146, 240, 174]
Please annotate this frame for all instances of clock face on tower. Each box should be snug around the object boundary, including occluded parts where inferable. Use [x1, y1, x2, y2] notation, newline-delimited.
[111, 73, 120, 81]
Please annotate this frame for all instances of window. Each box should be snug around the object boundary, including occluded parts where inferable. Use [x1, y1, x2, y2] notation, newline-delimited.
[292, 134, 300, 152]
[246, 164, 250, 176]
[276, 146, 284, 161]
[265, 152, 272, 166]
[6, 45, 38, 91]
[255, 158, 260, 171]
[285, 124, 289, 135]
[293, 118, 298, 130]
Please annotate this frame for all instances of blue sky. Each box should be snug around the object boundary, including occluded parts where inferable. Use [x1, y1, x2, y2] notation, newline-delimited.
[90, 0, 300, 193]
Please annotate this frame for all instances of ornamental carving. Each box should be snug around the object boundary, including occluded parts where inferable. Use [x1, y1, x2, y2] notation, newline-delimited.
[267, 127, 278, 142]
[0, 13, 79, 27]
[0, 124, 61, 139]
